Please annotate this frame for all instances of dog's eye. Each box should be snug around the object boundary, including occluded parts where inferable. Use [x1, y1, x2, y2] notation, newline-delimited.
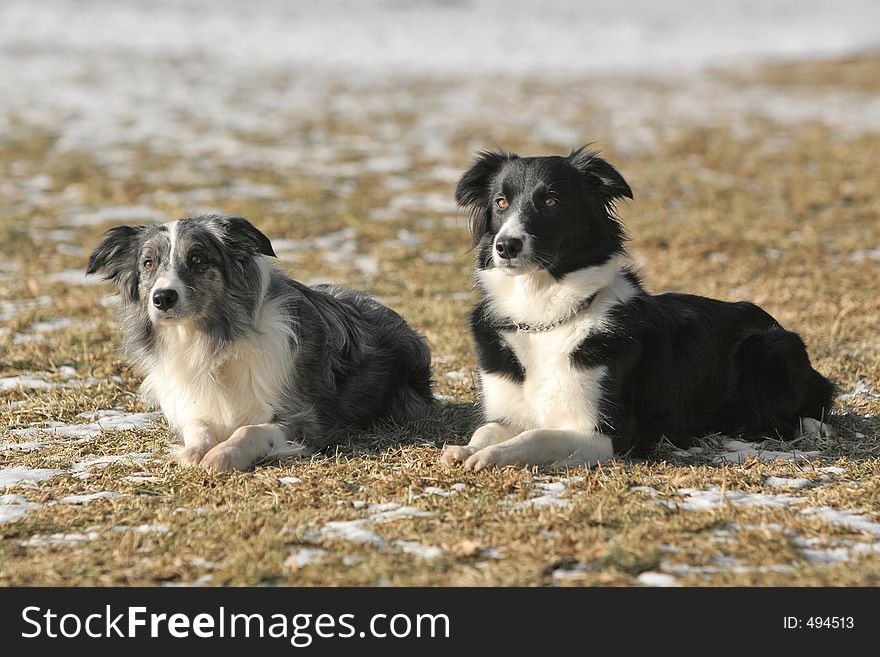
[188, 253, 206, 268]
[545, 197, 558, 208]
[495, 197, 509, 210]
[142, 258, 155, 271]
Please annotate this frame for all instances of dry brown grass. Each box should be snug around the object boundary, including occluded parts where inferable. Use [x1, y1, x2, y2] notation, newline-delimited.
[1, 54, 879, 587]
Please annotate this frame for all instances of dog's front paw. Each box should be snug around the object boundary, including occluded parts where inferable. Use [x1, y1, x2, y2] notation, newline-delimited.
[440, 445, 479, 467]
[199, 444, 252, 473]
[463, 446, 515, 472]
[176, 445, 212, 467]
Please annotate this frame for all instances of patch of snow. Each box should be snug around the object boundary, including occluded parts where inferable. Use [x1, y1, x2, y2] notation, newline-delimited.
[636, 572, 679, 587]
[0, 493, 42, 523]
[30, 317, 97, 333]
[674, 486, 805, 511]
[764, 476, 816, 490]
[392, 539, 443, 560]
[0, 375, 58, 391]
[716, 438, 822, 463]
[48, 269, 105, 286]
[512, 479, 582, 510]
[423, 252, 456, 263]
[57, 491, 123, 504]
[162, 575, 214, 587]
[444, 371, 469, 384]
[284, 547, 329, 568]
[802, 507, 880, 539]
[190, 558, 216, 569]
[69, 205, 159, 227]
[0, 296, 51, 322]
[417, 485, 465, 498]
[0, 440, 46, 452]
[172, 507, 209, 515]
[352, 255, 380, 276]
[71, 453, 153, 474]
[21, 531, 100, 547]
[659, 559, 794, 575]
[849, 248, 880, 262]
[631, 486, 662, 496]
[113, 524, 171, 534]
[11, 411, 161, 440]
[551, 564, 589, 580]
[0, 466, 63, 488]
[318, 502, 432, 551]
[320, 519, 385, 547]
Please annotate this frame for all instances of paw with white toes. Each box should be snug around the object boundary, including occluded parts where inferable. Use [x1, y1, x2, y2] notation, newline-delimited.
[199, 444, 252, 472]
[463, 446, 517, 472]
[440, 445, 479, 466]
[175, 444, 214, 467]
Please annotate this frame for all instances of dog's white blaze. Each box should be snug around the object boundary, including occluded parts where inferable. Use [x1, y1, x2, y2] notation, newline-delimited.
[492, 213, 534, 269]
[477, 254, 627, 326]
[142, 294, 295, 443]
[165, 219, 179, 262]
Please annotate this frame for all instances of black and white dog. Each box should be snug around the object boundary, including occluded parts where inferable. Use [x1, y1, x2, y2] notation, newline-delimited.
[87, 214, 433, 472]
[441, 148, 834, 471]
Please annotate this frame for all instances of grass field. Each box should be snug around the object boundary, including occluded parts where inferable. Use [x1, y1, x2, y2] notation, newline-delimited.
[1, 51, 879, 586]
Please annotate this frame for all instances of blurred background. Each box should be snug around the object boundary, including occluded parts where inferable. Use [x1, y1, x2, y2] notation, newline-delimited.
[2, 1, 880, 587]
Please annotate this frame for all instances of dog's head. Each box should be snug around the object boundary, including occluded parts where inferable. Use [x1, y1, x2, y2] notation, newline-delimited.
[87, 214, 275, 330]
[456, 147, 632, 278]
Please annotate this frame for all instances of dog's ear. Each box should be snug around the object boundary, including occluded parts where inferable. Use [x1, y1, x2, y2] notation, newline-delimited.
[455, 150, 517, 247]
[568, 147, 633, 203]
[86, 225, 144, 302]
[214, 215, 276, 257]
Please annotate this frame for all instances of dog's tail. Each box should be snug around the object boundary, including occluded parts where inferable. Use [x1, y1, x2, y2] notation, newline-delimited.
[388, 331, 434, 423]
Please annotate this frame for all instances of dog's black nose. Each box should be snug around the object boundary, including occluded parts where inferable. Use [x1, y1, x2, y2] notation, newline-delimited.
[152, 289, 179, 311]
[495, 237, 524, 259]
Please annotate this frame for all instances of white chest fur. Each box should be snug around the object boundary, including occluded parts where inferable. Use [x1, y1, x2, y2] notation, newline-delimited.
[477, 261, 637, 434]
[140, 299, 295, 441]
[482, 322, 606, 433]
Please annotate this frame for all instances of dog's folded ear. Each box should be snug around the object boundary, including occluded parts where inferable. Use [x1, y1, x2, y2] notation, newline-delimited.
[455, 149, 518, 247]
[213, 215, 276, 258]
[86, 225, 144, 302]
[568, 147, 633, 203]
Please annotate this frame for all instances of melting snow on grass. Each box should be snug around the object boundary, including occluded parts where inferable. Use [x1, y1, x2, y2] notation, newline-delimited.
[764, 476, 817, 489]
[10, 410, 161, 440]
[0, 494, 42, 523]
[0, 440, 46, 452]
[673, 486, 805, 511]
[284, 547, 329, 569]
[57, 491, 123, 505]
[71, 453, 153, 475]
[318, 502, 439, 558]
[0, 466, 64, 488]
[21, 532, 101, 547]
[715, 439, 823, 464]
[802, 507, 880, 539]
[636, 572, 680, 587]
[113, 524, 171, 534]
[512, 478, 583, 510]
